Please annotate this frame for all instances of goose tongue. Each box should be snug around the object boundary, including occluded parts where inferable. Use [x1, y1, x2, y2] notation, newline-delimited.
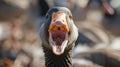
[55, 46, 61, 52]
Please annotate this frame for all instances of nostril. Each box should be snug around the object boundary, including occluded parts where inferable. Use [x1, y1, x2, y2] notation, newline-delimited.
[62, 20, 64, 22]
[55, 21, 62, 25]
[58, 27, 60, 30]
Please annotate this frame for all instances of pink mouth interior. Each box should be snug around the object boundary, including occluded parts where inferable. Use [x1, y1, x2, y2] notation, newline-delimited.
[51, 27, 66, 46]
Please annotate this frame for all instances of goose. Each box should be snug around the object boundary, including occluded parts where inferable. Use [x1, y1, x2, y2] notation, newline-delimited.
[39, 7, 78, 67]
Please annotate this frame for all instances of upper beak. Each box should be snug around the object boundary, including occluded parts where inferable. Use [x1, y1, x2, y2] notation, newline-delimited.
[48, 12, 69, 32]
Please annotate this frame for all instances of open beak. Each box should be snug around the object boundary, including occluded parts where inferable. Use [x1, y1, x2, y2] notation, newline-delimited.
[48, 12, 69, 55]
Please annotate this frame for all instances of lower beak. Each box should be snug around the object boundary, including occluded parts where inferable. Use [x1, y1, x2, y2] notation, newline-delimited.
[52, 39, 68, 55]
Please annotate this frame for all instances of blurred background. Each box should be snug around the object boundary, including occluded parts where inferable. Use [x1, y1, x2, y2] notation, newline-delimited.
[0, 0, 120, 67]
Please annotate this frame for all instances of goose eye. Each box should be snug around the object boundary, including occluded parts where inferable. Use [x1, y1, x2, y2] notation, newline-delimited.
[69, 15, 73, 19]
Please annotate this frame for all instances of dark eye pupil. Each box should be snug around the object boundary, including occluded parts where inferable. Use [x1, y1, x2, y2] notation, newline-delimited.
[69, 15, 72, 19]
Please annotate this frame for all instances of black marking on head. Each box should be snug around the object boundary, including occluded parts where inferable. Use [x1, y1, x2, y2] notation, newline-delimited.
[46, 7, 72, 17]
